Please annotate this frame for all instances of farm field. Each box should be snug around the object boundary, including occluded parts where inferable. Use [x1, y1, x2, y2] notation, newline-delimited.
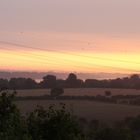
[16, 88, 140, 97]
[15, 88, 140, 124]
[17, 100, 140, 124]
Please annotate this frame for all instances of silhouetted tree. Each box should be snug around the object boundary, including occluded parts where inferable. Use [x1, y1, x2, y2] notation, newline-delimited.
[0, 90, 85, 140]
[50, 87, 64, 98]
[124, 116, 140, 139]
[67, 73, 77, 80]
[105, 91, 112, 97]
[85, 79, 101, 88]
[66, 73, 83, 88]
[130, 74, 140, 89]
[130, 74, 140, 81]
[56, 79, 66, 87]
[9, 78, 37, 89]
[1, 73, 140, 90]
[27, 104, 85, 140]
[41, 75, 56, 88]
[0, 90, 30, 140]
[94, 127, 131, 140]
[0, 79, 9, 89]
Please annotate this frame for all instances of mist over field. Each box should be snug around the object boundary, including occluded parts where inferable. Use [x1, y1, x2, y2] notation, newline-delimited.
[0, 71, 129, 80]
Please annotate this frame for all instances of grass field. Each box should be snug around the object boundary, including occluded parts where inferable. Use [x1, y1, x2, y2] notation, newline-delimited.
[15, 88, 140, 124]
[17, 100, 140, 124]
[16, 88, 140, 97]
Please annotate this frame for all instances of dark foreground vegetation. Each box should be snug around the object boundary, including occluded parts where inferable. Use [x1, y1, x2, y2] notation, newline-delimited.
[1, 90, 140, 140]
[0, 90, 84, 140]
[0, 73, 140, 89]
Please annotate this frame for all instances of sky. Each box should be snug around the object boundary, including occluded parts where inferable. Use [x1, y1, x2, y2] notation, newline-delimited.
[0, 0, 140, 73]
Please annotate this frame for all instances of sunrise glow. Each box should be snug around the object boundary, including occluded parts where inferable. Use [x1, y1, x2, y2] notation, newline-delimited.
[0, 0, 140, 74]
[1, 37, 140, 73]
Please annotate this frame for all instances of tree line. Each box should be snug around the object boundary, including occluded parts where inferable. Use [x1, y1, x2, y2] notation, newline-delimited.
[0, 73, 140, 89]
[1, 90, 140, 140]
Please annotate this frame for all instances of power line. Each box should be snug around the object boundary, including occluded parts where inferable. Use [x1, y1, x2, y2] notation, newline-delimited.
[0, 48, 101, 71]
[0, 42, 140, 73]
[0, 46, 140, 73]
[0, 41, 140, 65]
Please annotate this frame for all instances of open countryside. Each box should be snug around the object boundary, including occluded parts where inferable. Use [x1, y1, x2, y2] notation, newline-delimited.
[13, 87, 140, 124]
[16, 88, 140, 97]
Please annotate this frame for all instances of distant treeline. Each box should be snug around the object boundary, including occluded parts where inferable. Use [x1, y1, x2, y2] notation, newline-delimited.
[0, 73, 140, 89]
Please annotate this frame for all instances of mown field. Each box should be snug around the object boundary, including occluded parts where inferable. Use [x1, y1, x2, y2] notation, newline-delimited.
[17, 100, 140, 124]
[16, 88, 140, 97]
[15, 88, 140, 124]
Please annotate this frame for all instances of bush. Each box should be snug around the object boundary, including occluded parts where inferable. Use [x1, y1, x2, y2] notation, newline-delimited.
[0, 90, 85, 140]
[50, 87, 64, 97]
[105, 91, 112, 97]
[0, 90, 30, 140]
[27, 104, 85, 140]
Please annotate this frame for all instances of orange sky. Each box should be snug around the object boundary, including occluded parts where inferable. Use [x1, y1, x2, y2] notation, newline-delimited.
[0, 32, 140, 73]
[1, 0, 140, 73]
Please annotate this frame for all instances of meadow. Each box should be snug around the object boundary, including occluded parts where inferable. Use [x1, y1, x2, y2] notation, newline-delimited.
[17, 100, 140, 124]
[15, 88, 140, 124]
[16, 88, 140, 97]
